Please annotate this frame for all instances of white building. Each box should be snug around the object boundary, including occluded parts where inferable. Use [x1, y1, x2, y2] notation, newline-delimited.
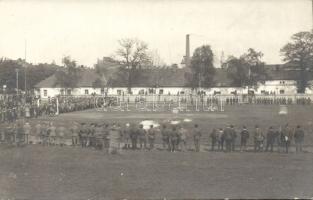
[34, 65, 312, 99]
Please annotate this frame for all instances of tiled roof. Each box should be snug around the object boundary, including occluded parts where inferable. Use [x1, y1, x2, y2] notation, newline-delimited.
[35, 65, 313, 89]
[35, 69, 101, 88]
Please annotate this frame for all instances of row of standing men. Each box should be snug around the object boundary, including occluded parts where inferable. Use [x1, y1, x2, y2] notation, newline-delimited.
[0, 121, 306, 154]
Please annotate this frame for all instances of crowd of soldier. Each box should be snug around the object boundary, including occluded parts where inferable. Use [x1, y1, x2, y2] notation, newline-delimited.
[0, 120, 306, 154]
[0, 96, 99, 123]
[225, 96, 311, 105]
[209, 124, 305, 153]
[57, 97, 96, 113]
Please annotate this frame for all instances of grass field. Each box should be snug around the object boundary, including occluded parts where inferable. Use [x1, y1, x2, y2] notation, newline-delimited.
[1, 104, 313, 199]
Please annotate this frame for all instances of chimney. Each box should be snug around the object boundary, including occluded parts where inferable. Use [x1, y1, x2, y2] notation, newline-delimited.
[185, 34, 191, 67]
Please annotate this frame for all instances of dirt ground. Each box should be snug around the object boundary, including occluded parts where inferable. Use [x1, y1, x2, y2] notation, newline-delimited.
[0, 146, 312, 199]
[1, 104, 313, 199]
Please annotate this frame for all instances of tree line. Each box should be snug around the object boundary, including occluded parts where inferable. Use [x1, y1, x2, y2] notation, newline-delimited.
[1, 31, 313, 94]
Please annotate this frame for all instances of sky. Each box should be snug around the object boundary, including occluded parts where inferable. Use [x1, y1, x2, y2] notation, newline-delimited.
[0, 0, 311, 67]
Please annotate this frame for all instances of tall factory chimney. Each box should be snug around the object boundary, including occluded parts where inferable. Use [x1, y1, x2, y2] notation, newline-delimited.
[185, 34, 191, 67]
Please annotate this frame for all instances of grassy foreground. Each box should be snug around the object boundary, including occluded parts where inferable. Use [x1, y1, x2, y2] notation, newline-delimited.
[1, 104, 313, 199]
[0, 145, 312, 199]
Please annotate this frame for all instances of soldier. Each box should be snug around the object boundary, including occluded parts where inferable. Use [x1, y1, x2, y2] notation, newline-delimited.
[108, 123, 121, 154]
[94, 124, 103, 150]
[161, 125, 169, 150]
[129, 123, 138, 150]
[223, 124, 233, 152]
[217, 128, 224, 151]
[253, 125, 264, 152]
[265, 126, 275, 152]
[240, 126, 249, 151]
[16, 121, 24, 146]
[57, 124, 66, 146]
[294, 125, 304, 153]
[35, 122, 42, 144]
[230, 125, 237, 151]
[273, 129, 280, 152]
[23, 122, 31, 144]
[178, 126, 188, 151]
[87, 123, 95, 148]
[79, 123, 88, 148]
[169, 126, 178, 152]
[138, 124, 147, 150]
[280, 124, 293, 153]
[209, 128, 218, 151]
[193, 124, 201, 152]
[123, 123, 131, 149]
[147, 125, 156, 150]
[42, 122, 49, 146]
[70, 122, 79, 147]
[103, 124, 110, 152]
[48, 122, 56, 146]
[0, 123, 5, 142]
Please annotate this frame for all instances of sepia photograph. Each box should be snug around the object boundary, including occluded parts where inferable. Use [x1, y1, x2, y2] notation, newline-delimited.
[0, 0, 313, 199]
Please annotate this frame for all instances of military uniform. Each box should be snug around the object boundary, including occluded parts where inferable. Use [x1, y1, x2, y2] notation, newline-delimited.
[265, 127, 275, 152]
[34, 123, 42, 144]
[161, 126, 169, 150]
[223, 126, 233, 152]
[230, 126, 237, 151]
[79, 124, 88, 148]
[217, 128, 224, 151]
[48, 123, 56, 145]
[129, 125, 138, 150]
[95, 125, 104, 150]
[240, 127, 249, 151]
[169, 127, 178, 152]
[178, 127, 188, 151]
[57, 126, 66, 146]
[294, 126, 304, 153]
[147, 126, 156, 150]
[123, 124, 131, 149]
[70, 123, 79, 146]
[254, 127, 264, 152]
[281, 125, 293, 153]
[23, 122, 31, 144]
[108, 124, 121, 154]
[138, 126, 147, 150]
[210, 128, 218, 151]
[193, 125, 201, 152]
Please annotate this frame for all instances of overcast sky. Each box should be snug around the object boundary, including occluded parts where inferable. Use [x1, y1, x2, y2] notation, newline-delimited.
[0, 0, 311, 67]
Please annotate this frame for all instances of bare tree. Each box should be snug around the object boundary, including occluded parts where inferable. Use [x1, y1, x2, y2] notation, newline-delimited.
[116, 38, 151, 93]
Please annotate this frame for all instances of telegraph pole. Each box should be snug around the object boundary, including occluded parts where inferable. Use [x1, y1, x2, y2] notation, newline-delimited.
[24, 39, 27, 94]
[15, 69, 19, 96]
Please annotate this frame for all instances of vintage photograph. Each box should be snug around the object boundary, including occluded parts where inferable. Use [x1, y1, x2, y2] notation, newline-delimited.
[0, 0, 313, 199]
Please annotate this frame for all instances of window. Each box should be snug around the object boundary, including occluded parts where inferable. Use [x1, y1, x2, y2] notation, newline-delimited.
[279, 89, 285, 94]
[67, 89, 72, 95]
[60, 89, 64, 95]
[85, 89, 89, 95]
[117, 90, 122, 95]
[159, 89, 164, 95]
[101, 88, 105, 95]
[180, 91, 185, 95]
[231, 90, 237, 95]
[138, 89, 145, 95]
[43, 90, 47, 97]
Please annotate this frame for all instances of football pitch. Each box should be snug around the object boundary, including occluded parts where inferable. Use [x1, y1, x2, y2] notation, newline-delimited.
[0, 105, 313, 199]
